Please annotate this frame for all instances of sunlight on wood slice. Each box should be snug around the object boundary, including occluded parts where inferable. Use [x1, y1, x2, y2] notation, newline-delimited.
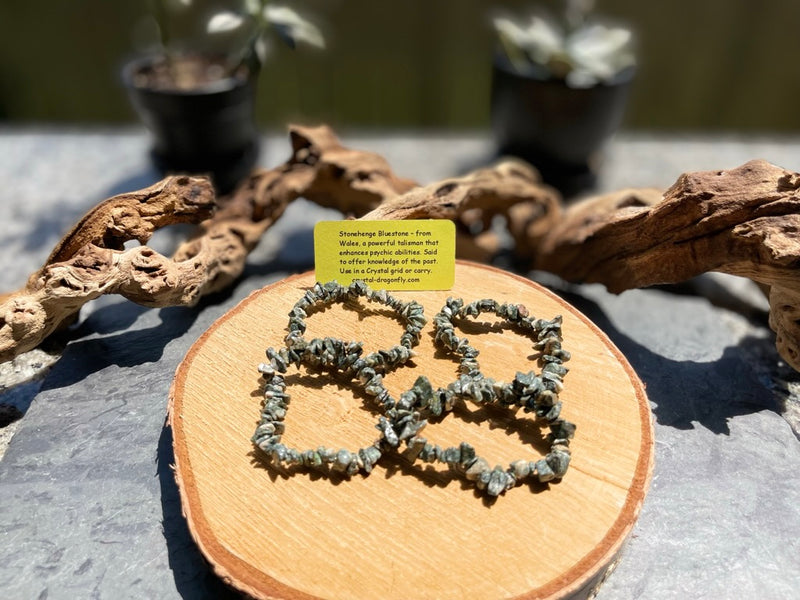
[169, 262, 653, 600]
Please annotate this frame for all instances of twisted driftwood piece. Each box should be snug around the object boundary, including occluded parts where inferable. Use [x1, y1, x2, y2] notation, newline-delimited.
[372, 157, 800, 367]
[2, 126, 800, 373]
[0, 126, 417, 362]
[533, 160, 800, 368]
[0, 125, 555, 363]
[361, 158, 562, 262]
[168, 124, 417, 297]
[0, 176, 216, 360]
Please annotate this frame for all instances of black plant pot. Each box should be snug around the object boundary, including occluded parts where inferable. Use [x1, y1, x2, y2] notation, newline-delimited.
[123, 56, 260, 195]
[491, 53, 634, 197]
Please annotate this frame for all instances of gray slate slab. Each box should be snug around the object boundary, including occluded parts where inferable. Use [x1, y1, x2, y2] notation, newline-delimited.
[1, 129, 799, 599]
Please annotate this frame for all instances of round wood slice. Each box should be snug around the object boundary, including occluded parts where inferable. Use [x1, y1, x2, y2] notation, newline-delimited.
[169, 261, 653, 600]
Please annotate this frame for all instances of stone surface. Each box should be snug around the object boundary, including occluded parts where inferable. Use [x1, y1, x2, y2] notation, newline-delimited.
[1, 128, 799, 599]
[556, 283, 800, 599]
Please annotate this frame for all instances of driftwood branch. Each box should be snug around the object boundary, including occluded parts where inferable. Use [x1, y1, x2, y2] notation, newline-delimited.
[2, 127, 800, 375]
[287, 125, 417, 212]
[361, 159, 562, 262]
[0, 125, 415, 362]
[534, 160, 800, 368]
[0, 175, 217, 360]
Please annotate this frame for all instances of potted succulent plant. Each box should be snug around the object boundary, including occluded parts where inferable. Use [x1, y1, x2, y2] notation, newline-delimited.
[490, 0, 635, 196]
[123, 0, 323, 193]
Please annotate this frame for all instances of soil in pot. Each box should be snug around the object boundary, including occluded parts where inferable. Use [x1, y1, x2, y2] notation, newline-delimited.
[124, 54, 260, 195]
[491, 53, 634, 197]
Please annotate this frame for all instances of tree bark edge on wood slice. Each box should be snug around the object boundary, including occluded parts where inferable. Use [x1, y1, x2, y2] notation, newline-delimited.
[168, 262, 653, 600]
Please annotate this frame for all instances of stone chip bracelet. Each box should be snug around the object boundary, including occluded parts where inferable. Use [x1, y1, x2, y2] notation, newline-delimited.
[252, 280, 577, 497]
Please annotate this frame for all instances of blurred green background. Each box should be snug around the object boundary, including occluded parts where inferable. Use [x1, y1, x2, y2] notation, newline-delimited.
[1, 0, 798, 132]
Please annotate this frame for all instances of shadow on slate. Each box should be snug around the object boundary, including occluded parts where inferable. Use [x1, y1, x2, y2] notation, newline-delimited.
[68, 299, 154, 337]
[651, 278, 770, 327]
[242, 228, 316, 279]
[241, 256, 309, 282]
[557, 289, 782, 436]
[40, 303, 201, 391]
[158, 426, 246, 599]
[38, 263, 273, 391]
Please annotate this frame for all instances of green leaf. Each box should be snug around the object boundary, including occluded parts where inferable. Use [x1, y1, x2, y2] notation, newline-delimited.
[264, 5, 325, 49]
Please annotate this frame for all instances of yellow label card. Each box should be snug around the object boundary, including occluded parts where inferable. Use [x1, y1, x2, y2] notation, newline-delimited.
[314, 220, 455, 290]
